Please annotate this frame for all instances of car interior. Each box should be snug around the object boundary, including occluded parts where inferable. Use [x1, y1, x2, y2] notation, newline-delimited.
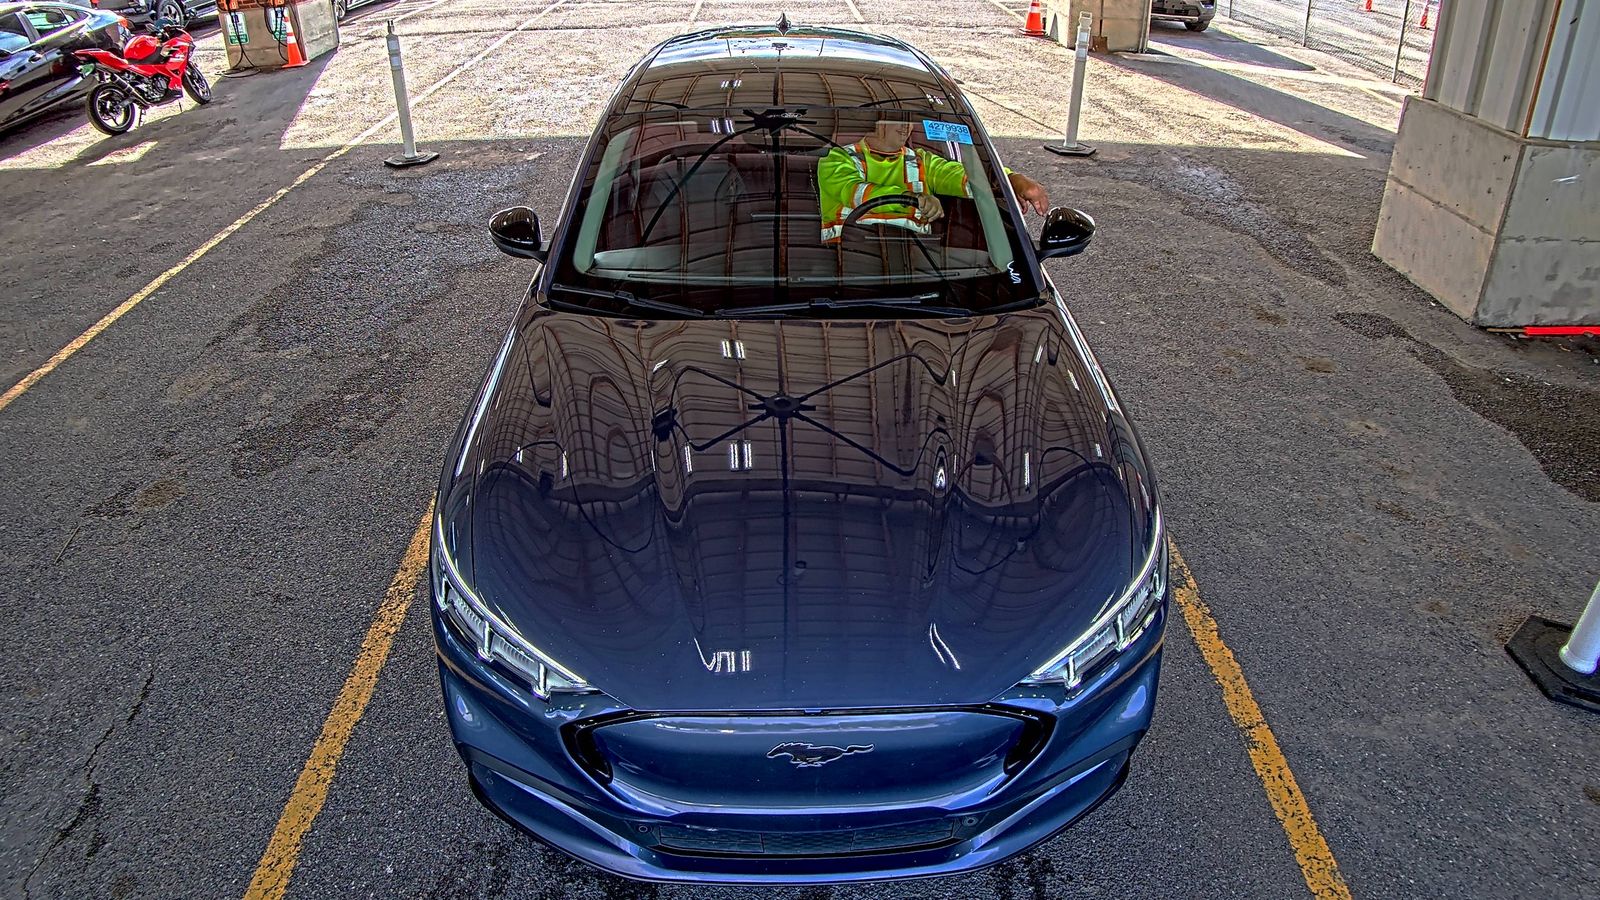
[576, 114, 1013, 286]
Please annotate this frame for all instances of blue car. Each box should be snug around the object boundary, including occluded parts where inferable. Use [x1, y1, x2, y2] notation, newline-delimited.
[432, 21, 1168, 884]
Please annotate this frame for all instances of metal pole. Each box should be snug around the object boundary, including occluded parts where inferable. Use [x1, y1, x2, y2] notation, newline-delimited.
[1301, 0, 1313, 46]
[384, 19, 438, 168]
[1044, 12, 1096, 157]
[1393, 0, 1411, 83]
[1559, 581, 1600, 675]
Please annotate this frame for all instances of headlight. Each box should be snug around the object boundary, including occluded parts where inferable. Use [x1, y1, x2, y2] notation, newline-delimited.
[432, 515, 591, 699]
[1021, 509, 1167, 691]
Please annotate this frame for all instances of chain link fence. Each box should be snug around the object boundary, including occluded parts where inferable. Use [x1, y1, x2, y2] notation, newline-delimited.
[1220, 0, 1438, 86]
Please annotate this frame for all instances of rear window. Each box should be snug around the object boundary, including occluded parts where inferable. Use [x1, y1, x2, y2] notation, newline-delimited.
[24, 6, 78, 33]
[547, 106, 1042, 318]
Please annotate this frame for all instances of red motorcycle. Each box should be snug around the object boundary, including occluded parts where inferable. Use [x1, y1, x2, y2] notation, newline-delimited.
[74, 20, 211, 135]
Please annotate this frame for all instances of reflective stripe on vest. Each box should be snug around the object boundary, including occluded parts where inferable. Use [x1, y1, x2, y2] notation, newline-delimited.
[826, 142, 927, 241]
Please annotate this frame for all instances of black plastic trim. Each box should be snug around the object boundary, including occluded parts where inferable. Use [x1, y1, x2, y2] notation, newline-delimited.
[562, 703, 1053, 786]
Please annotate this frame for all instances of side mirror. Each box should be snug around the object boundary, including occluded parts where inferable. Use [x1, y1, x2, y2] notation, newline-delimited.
[489, 206, 546, 262]
[1037, 207, 1095, 260]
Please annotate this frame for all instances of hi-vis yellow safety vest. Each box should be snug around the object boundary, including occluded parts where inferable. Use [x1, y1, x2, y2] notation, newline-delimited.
[817, 140, 972, 243]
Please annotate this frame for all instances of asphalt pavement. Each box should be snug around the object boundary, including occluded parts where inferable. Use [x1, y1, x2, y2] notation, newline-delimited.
[1, 2, 1596, 898]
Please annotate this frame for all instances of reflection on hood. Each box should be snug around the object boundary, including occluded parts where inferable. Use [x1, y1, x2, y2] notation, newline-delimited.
[438, 306, 1157, 711]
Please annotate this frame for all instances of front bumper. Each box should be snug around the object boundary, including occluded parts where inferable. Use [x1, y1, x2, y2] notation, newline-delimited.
[1151, 1, 1217, 23]
[435, 608, 1165, 884]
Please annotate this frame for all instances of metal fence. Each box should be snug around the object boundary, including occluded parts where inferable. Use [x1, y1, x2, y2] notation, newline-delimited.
[1220, 0, 1439, 87]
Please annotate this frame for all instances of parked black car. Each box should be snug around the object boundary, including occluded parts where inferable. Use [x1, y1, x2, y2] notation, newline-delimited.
[0, 2, 129, 132]
[1151, 0, 1216, 31]
[86, 0, 213, 30]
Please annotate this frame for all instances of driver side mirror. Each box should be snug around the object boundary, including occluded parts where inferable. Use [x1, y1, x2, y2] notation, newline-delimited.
[1037, 207, 1095, 260]
[489, 206, 546, 262]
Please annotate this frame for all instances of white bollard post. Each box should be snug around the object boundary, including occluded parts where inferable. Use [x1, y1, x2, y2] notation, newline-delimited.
[1558, 581, 1600, 675]
[1045, 12, 1096, 158]
[384, 20, 438, 168]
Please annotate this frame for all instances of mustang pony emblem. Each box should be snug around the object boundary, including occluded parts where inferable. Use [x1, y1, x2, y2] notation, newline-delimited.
[766, 741, 875, 768]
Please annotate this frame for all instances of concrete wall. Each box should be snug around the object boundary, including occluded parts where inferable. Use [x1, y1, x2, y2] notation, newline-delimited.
[1374, 96, 1600, 327]
[1043, 0, 1152, 52]
[1479, 143, 1600, 325]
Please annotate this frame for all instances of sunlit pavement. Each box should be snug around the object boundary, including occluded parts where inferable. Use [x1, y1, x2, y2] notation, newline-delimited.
[0, 2, 1596, 898]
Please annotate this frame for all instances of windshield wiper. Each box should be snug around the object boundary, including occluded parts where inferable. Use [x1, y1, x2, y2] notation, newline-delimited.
[547, 283, 708, 318]
[982, 295, 1048, 314]
[719, 293, 972, 318]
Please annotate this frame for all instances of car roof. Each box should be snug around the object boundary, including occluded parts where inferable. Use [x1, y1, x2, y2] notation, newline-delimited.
[0, 2, 90, 11]
[621, 23, 970, 115]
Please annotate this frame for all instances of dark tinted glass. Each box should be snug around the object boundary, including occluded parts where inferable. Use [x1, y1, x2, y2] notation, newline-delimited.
[547, 41, 1042, 319]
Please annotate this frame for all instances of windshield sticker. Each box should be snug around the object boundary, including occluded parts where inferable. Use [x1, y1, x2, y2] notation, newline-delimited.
[922, 120, 973, 144]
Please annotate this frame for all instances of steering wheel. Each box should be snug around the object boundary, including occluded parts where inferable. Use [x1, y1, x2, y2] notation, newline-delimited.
[844, 193, 920, 227]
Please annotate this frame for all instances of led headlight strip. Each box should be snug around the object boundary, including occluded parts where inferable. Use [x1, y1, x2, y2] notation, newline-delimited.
[432, 515, 591, 699]
[1022, 507, 1167, 691]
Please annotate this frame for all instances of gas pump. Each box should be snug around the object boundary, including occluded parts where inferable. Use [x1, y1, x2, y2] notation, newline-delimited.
[218, 0, 338, 72]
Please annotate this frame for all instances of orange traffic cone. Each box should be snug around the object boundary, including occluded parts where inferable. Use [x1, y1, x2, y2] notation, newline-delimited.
[1021, 0, 1047, 37]
[1418, 1, 1430, 28]
[281, 11, 308, 67]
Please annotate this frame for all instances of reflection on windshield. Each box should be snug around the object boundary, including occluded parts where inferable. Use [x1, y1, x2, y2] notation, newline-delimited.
[553, 106, 1039, 317]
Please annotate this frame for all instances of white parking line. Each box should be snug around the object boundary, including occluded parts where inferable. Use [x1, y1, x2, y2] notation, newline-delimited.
[359, 0, 458, 36]
[984, 0, 1023, 20]
[0, 0, 571, 417]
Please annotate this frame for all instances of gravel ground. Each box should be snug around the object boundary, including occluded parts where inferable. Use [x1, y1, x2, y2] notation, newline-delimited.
[0, 3, 1595, 899]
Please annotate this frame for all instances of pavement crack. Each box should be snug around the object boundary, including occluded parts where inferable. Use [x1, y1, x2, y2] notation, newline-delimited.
[19, 667, 154, 899]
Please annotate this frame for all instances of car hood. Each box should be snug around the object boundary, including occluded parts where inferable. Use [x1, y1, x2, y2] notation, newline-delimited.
[438, 302, 1159, 711]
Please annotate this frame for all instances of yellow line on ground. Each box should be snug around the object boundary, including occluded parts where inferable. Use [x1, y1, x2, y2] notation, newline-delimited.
[843, 0, 865, 23]
[0, 157, 325, 414]
[1170, 543, 1353, 900]
[243, 503, 434, 900]
[0, 0, 568, 418]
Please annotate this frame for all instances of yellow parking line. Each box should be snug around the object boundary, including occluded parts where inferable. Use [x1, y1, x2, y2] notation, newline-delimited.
[242, 524, 1348, 900]
[1170, 543, 1353, 900]
[243, 503, 434, 900]
[0, 0, 570, 418]
[0, 159, 328, 415]
[843, 0, 865, 23]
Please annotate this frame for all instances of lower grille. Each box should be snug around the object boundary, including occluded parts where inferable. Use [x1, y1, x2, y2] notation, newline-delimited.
[656, 820, 956, 857]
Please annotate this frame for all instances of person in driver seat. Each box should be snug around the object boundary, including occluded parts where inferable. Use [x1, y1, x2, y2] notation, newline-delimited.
[818, 117, 1050, 243]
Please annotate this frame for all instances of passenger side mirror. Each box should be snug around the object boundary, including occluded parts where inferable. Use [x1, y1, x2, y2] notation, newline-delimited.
[489, 206, 547, 262]
[1037, 207, 1095, 260]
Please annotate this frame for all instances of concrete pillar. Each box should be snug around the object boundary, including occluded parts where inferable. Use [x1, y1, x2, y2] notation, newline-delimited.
[1044, 0, 1153, 52]
[1372, 0, 1599, 327]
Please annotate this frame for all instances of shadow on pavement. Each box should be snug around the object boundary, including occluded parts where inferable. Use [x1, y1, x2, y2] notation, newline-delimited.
[1149, 20, 1316, 72]
[65, 51, 335, 168]
[1105, 48, 1395, 157]
[0, 104, 89, 160]
[1, 124, 1597, 900]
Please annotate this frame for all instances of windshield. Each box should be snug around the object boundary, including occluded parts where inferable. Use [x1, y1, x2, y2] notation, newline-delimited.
[548, 106, 1042, 318]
